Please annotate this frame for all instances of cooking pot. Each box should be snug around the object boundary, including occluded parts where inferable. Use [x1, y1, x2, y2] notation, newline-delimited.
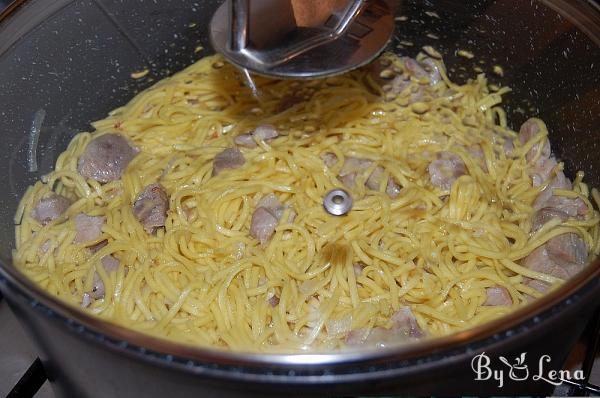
[1, 0, 600, 396]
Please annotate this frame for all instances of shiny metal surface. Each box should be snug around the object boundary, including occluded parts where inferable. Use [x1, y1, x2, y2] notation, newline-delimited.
[210, 0, 395, 78]
[323, 189, 353, 216]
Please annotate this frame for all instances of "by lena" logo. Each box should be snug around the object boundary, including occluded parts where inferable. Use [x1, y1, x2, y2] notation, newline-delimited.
[471, 352, 585, 388]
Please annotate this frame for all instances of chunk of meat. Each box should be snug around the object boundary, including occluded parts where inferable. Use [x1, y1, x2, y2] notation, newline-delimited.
[250, 194, 296, 245]
[321, 152, 338, 168]
[532, 207, 569, 232]
[365, 166, 402, 198]
[403, 57, 441, 85]
[529, 157, 558, 187]
[268, 295, 280, 307]
[337, 157, 373, 189]
[519, 118, 551, 162]
[484, 286, 512, 306]
[371, 56, 439, 103]
[468, 145, 488, 173]
[324, 155, 401, 198]
[81, 293, 92, 308]
[74, 214, 105, 243]
[535, 169, 572, 205]
[428, 151, 467, 191]
[31, 194, 71, 225]
[353, 262, 365, 276]
[522, 245, 570, 279]
[503, 138, 515, 156]
[212, 148, 246, 176]
[89, 255, 119, 300]
[346, 307, 424, 347]
[78, 133, 138, 183]
[133, 183, 169, 233]
[339, 157, 373, 178]
[234, 125, 279, 148]
[526, 278, 551, 294]
[250, 208, 279, 245]
[521, 237, 586, 280]
[385, 76, 412, 96]
[390, 307, 425, 338]
[419, 58, 442, 85]
[532, 170, 588, 218]
[546, 233, 587, 267]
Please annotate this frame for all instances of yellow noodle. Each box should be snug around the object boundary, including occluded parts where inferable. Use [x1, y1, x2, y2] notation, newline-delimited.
[12, 53, 600, 352]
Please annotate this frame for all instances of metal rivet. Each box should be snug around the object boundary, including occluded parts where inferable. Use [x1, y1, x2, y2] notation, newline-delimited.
[323, 189, 353, 216]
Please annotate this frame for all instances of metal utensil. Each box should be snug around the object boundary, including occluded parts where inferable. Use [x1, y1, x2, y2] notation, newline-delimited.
[210, 0, 395, 79]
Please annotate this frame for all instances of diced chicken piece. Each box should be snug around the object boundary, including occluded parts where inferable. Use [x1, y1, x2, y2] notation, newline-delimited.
[522, 245, 568, 279]
[268, 295, 280, 307]
[252, 125, 279, 142]
[365, 166, 387, 191]
[327, 155, 401, 198]
[390, 307, 425, 338]
[250, 194, 296, 245]
[468, 145, 488, 172]
[31, 194, 71, 225]
[403, 57, 441, 85]
[541, 193, 588, 218]
[532, 171, 588, 218]
[428, 151, 466, 191]
[337, 157, 373, 189]
[521, 237, 586, 280]
[233, 134, 255, 148]
[339, 157, 373, 178]
[250, 208, 280, 246]
[385, 76, 412, 96]
[78, 133, 139, 183]
[503, 138, 515, 156]
[74, 214, 105, 244]
[353, 262, 365, 276]
[346, 307, 424, 347]
[365, 166, 402, 198]
[526, 278, 551, 294]
[484, 286, 512, 306]
[529, 157, 558, 187]
[532, 207, 569, 232]
[370, 57, 419, 100]
[546, 233, 587, 267]
[419, 58, 442, 85]
[81, 293, 92, 308]
[212, 148, 245, 176]
[234, 125, 279, 148]
[133, 183, 169, 234]
[321, 152, 339, 168]
[518, 118, 551, 162]
[89, 255, 120, 300]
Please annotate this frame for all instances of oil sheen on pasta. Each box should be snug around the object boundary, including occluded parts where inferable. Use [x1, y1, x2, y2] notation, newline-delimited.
[13, 53, 600, 352]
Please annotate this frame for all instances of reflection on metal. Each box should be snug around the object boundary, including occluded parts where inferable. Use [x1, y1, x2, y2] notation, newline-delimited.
[323, 188, 353, 215]
[210, 0, 395, 79]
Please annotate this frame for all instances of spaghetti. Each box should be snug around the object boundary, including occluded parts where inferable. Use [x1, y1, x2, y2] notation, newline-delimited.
[13, 53, 600, 352]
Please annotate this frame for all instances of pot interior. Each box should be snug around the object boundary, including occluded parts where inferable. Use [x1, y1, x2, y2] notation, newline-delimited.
[0, 0, 599, 355]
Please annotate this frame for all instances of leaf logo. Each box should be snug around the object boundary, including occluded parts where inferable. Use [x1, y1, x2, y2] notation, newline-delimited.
[499, 353, 529, 381]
